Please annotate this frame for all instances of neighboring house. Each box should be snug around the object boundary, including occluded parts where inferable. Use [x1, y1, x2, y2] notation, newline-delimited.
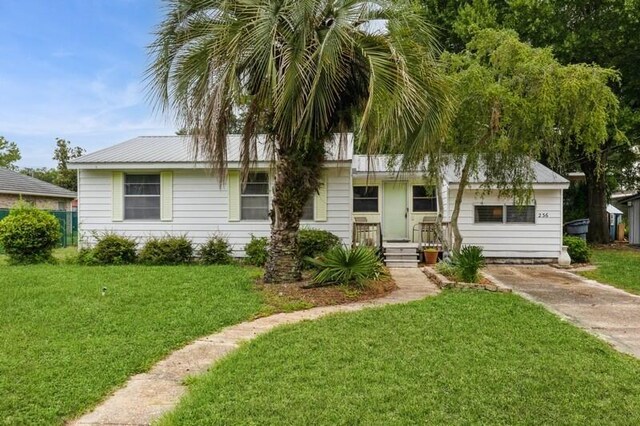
[619, 193, 640, 245]
[69, 136, 569, 262]
[0, 167, 76, 210]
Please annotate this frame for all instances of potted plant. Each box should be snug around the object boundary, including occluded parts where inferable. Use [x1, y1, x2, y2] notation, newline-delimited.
[424, 247, 439, 265]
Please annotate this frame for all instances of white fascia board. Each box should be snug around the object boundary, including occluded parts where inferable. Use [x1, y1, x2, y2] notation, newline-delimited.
[447, 182, 570, 190]
[69, 160, 351, 170]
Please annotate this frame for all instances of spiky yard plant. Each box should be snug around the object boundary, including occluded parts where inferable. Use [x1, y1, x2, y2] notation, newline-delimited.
[147, 0, 449, 282]
[308, 245, 384, 287]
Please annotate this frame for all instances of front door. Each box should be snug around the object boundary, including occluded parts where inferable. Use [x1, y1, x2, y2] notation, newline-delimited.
[383, 181, 408, 240]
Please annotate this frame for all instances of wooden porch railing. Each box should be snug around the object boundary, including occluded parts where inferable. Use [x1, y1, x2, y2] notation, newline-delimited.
[412, 221, 452, 251]
[352, 222, 382, 249]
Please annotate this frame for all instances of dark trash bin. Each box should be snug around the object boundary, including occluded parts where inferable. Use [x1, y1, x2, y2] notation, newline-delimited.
[564, 219, 590, 240]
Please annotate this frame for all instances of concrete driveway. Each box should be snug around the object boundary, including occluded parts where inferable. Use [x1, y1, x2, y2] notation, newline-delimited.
[485, 265, 640, 358]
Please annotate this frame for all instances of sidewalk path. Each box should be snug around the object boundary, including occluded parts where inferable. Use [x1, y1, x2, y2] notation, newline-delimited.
[71, 268, 439, 425]
[485, 265, 640, 359]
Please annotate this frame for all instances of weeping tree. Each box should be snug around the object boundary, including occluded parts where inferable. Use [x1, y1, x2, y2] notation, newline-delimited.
[411, 29, 622, 251]
[148, 0, 449, 282]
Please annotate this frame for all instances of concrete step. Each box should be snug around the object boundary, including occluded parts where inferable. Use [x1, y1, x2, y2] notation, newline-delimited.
[385, 253, 419, 262]
[385, 259, 419, 268]
[384, 247, 419, 255]
[383, 242, 420, 249]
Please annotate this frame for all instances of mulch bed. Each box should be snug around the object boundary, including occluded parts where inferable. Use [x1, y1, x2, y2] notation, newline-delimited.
[256, 272, 398, 308]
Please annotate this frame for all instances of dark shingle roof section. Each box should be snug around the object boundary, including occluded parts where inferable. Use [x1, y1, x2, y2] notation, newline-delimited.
[0, 168, 76, 198]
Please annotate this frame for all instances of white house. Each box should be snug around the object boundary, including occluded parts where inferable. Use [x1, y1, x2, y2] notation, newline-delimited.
[620, 193, 640, 245]
[70, 136, 569, 264]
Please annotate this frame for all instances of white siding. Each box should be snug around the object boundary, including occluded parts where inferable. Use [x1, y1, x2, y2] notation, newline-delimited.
[78, 167, 352, 256]
[446, 188, 563, 259]
[630, 199, 640, 245]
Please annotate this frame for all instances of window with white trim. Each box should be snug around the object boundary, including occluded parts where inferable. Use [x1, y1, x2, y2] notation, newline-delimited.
[124, 174, 160, 220]
[353, 186, 378, 212]
[241, 172, 270, 220]
[506, 205, 535, 223]
[412, 185, 437, 212]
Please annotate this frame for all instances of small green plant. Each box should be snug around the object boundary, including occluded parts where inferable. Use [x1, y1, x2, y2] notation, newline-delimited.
[244, 235, 268, 267]
[0, 201, 61, 264]
[452, 245, 486, 283]
[307, 246, 384, 287]
[71, 248, 99, 265]
[200, 235, 233, 265]
[139, 235, 193, 265]
[563, 235, 590, 263]
[298, 229, 341, 268]
[434, 259, 458, 280]
[92, 233, 138, 265]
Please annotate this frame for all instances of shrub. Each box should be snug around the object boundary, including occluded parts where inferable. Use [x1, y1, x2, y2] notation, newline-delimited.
[200, 235, 233, 265]
[563, 235, 590, 263]
[139, 235, 193, 265]
[244, 235, 269, 267]
[451, 245, 486, 283]
[93, 233, 138, 265]
[299, 229, 341, 258]
[0, 202, 61, 264]
[65, 248, 99, 265]
[307, 246, 384, 287]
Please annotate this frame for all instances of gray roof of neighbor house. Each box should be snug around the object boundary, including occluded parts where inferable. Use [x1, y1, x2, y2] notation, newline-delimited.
[351, 155, 569, 185]
[70, 135, 353, 165]
[0, 168, 76, 198]
[619, 193, 640, 203]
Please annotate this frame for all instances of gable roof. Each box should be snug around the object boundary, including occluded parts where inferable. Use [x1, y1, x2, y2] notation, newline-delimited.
[351, 155, 569, 185]
[0, 168, 76, 199]
[619, 193, 640, 204]
[70, 135, 352, 165]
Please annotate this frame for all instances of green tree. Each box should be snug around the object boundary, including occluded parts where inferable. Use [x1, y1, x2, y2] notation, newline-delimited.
[53, 138, 84, 192]
[0, 136, 21, 170]
[420, 0, 640, 243]
[432, 30, 621, 250]
[19, 167, 58, 184]
[148, 0, 449, 282]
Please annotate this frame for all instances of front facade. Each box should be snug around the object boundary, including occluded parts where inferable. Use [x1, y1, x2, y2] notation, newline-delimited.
[621, 194, 640, 245]
[71, 136, 569, 260]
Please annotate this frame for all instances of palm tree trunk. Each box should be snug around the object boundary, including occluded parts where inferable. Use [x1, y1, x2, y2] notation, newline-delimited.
[264, 145, 324, 283]
[451, 159, 471, 252]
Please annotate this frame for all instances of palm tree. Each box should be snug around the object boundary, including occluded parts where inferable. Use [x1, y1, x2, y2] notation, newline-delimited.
[148, 0, 449, 283]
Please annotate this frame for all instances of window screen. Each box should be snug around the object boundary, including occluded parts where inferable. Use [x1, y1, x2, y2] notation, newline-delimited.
[241, 172, 269, 220]
[474, 205, 504, 223]
[124, 174, 160, 220]
[353, 186, 378, 212]
[412, 186, 437, 212]
[506, 205, 535, 223]
[302, 196, 314, 221]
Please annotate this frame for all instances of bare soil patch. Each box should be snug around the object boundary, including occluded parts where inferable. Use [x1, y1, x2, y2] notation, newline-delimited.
[255, 272, 397, 316]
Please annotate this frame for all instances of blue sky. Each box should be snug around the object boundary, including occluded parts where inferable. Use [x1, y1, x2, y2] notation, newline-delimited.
[0, 0, 175, 168]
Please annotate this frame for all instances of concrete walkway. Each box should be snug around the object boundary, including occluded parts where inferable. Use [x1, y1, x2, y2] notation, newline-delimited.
[71, 268, 439, 425]
[485, 265, 640, 358]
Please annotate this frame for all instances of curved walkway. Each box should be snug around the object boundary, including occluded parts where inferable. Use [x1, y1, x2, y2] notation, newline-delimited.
[485, 265, 640, 359]
[71, 268, 439, 425]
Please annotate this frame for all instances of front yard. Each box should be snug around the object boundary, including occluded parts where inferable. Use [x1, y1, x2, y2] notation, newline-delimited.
[0, 262, 264, 424]
[580, 246, 640, 295]
[161, 291, 640, 425]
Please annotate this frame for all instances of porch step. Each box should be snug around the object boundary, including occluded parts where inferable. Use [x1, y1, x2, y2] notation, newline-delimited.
[385, 259, 419, 268]
[382, 241, 419, 268]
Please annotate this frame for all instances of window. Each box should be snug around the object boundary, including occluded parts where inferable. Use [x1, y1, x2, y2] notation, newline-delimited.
[506, 205, 535, 223]
[124, 174, 160, 220]
[57, 201, 67, 211]
[302, 196, 314, 221]
[474, 205, 504, 223]
[353, 186, 378, 212]
[241, 172, 269, 220]
[412, 186, 437, 212]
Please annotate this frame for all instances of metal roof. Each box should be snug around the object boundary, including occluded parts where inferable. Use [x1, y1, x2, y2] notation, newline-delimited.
[71, 135, 353, 165]
[352, 155, 569, 185]
[0, 168, 76, 198]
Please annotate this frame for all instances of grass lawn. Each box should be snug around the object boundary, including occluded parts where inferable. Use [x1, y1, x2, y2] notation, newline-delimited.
[161, 291, 640, 425]
[580, 246, 640, 295]
[0, 261, 264, 424]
